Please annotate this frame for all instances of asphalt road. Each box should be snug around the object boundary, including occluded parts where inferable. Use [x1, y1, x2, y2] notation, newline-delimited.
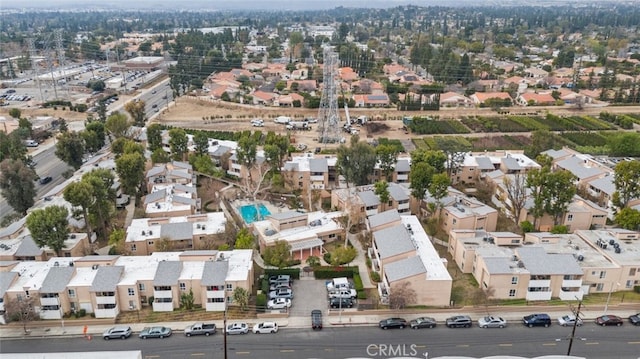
[0, 143, 71, 219]
[1, 325, 638, 358]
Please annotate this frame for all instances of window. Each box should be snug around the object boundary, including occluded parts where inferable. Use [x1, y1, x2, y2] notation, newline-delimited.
[68, 289, 76, 298]
[226, 284, 233, 292]
[626, 280, 633, 289]
[138, 283, 145, 291]
[567, 214, 573, 222]
[452, 219, 457, 225]
[131, 244, 136, 252]
[128, 288, 135, 296]
[328, 233, 336, 239]
[596, 283, 604, 291]
[630, 268, 637, 276]
[599, 271, 606, 279]
[25, 291, 30, 298]
[511, 239, 520, 244]
[179, 283, 186, 291]
[511, 277, 518, 284]
[509, 289, 516, 297]
[148, 241, 154, 245]
[207, 298, 224, 303]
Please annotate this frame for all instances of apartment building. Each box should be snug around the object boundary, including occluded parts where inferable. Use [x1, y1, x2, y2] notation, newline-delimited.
[369, 214, 452, 307]
[0, 233, 90, 261]
[125, 213, 227, 255]
[1, 250, 254, 320]
[144, 183, 200, 218]
[453, 150, 539, 185]
[422, 188, 498, 232]
[146, 161, 196, 193]
[252, 211, 344, 260]
[332, 183, 412, 217]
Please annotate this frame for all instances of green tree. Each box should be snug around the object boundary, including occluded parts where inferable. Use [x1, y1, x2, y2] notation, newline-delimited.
[374, 180, 390, 212]
[151, 148, 170, 164]
[615, 207, 640, 230]
[428, 172, 450, 216]
[55, 131, 85, 169]
[336, 136, 377, 186]
[376, 144, 399, 180]
[116, 152, 146, 196]
[9, 108, 21, 119]
[0, 159, 37, 214]
[608, 132, 640, 157]
[0, 131, 27, 163]
[234, 228, 255, 249]
[232, 287, 249, 311]
[63, 181, 94, 237]
[124, 100, 147, 127]
[306, 256, 321, 267]
[26, 205, 69, 256]
[83, 169, 116, 239]
[526, 164, 551, 229]
[329, 246, 357, 265]
[146, 123, 163, 152]
[168, 128, 188, 161]
[262, 241, 293, 269]
[84, 121, 106, 153]
[435, 137, 471, 178]
[180, 289, 195, 310]
[193, 131, 209, 156]
[105, 111, 131, 139]
[612, 160, 640, 209]
[409, 161, 436, 201]
[4, 296, 38, 334]
[543, 170, 577, 225]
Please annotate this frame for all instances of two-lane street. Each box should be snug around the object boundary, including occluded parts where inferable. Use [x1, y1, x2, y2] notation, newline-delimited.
[1, 324, 639, 358]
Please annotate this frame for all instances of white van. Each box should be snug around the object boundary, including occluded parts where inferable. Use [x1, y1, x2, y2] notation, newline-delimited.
[326, 277, 351, 291]
[274, 116, 291, 124]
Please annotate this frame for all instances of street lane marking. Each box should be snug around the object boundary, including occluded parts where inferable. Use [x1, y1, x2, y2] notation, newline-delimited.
[280, 350, 295, 353]
[457, 345, 469, 347]
[543, 343, 556, 346]
[415, 345, 427, 348]
[235, 352, 250, 355]
[191, 354, 205, 357]
[585, 342, 599, 345]
[499, 344, 512, 347]
[628, 341, 640, 344]
[145, 357, 160, 359]
[325, 348, 334, 351]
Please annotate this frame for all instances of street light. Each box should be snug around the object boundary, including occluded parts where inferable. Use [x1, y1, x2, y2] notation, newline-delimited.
[603, 282, 620, 313]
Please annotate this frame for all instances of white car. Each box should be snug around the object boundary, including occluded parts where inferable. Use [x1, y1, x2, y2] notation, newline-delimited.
[558, 314, 583, 327]
[253, 322, 278, 334]
[478, 316, 507, 328]
[274, 116, 291, 124]
[225, 322, 249, 335]
[267, 298, 291, 310]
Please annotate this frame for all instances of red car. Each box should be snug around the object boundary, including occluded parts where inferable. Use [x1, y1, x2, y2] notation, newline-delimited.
[595, 315, 623, 326]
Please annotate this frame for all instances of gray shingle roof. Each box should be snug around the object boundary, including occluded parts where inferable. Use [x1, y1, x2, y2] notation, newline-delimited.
[173, 195, 196, 206]
[517, 247, 583, 275]
[174, 184, 196, 194]
[502, 157, 522, 170]
[201, 260, 229, 286]
[212, 145, 232, 157]
[283, 162, 299, 171]
[395, 159, 410, 172]
[384, 256, 426, 282]
[172, 161, 192, 170]
[144, 189, 166, 204]
[14, 236, 43, 257]
[483, 257, 513, 274]
[40, 266, 75, 293]
[588, 176, 615, 196]
[268, 211, 304, 221]
[388, 183, 409, 202]
[309, 158, 328, 173]
[146, 166, 164, 178]
[0, 271, 18, 297]
[368, 209, 400, 230]
[153, 261, 182, 286]
[476, 157, 495, 170]
[90, 266, 124, 292]
[160, 222, 193, 240]
[358, 191, 380, 207]
[373, 225, 414, 259]
[542, 149, 570, 159]
[556, 156, 605, 180]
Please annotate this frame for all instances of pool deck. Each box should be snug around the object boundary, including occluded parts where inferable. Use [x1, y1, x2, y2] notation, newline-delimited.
[232, 199, 289, 223]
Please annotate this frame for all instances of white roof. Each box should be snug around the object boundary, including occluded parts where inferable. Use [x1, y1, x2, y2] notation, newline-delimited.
[253, 211, 343, 246]
[126, 213, 226, 243]
[67, 266, 98, 287]
[224, 249, 253, 282]
[400, 216, 451, 281]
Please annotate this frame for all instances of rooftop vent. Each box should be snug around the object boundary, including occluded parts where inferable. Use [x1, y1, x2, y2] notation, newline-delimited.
[615, 247, 622, 254]
[92, 264, 99, 270]
[142, 231, 146, 235]
[577, 255, 584, 261]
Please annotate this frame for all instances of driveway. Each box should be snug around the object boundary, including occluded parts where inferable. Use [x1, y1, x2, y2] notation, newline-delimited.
[290, 278, 328, 317]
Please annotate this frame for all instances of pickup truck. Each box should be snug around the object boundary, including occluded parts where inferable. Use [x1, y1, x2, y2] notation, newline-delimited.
[184, 323, 216, 336]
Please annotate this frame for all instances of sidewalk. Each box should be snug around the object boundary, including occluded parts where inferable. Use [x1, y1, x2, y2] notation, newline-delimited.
[1, 303, 636, 340]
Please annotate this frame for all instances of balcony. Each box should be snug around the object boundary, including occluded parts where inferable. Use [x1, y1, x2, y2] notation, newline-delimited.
[95, 306, 119, 318]
[397, 174, 408, 181]
[39, 307, 63, 320]
[40, 297, 60, 306]
[154, 290, 172, 298]
[310, 175, 324, 182]
[96, 295, 117, 305]
[206, 290, 225, 299]
[562, 279, 583, 288]
[559, 289, 584, 301]
[529, 279, 551, 288]
[230, 163, 242, 170]
[377, 283, 389, 304]
[526, 290, 552, 301]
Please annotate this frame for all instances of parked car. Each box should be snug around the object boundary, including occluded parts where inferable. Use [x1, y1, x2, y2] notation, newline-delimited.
[595, 315, 623, 326]
[523, 313, 551, 328]
[268, 275, 291, 285]
[410, 317, 437, 329]
[39, 176, 53, 185]
[139, 326, 172, 339]
[311, 309, 323, 330]
[269, 282, 291, 291]
[103, 326, 132, 340]
[558, 314, 583, 327]
[267, 297, 292, 310]
[446, 315, 472, 328]
[328, 289, 357, 300]
[269, 288, 293, 300]
[478, 316, 507, 328]
[329, 297, 353, 309]
[184, 323, 216, 336]
[379, 317, 408, 330]
[225, 322, 249, 335]
[253, 322, 278, 334]
[629, 313, 640, 326]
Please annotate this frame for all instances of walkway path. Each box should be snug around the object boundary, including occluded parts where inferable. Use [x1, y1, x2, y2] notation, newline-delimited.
[347, 232, 375, 289]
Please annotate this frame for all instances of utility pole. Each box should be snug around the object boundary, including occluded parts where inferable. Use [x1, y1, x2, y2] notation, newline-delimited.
[223, 307, 228, 359]
[27, 38, 45, 103]
[54, 29, 68, 99]
[567, 299, 583, 356]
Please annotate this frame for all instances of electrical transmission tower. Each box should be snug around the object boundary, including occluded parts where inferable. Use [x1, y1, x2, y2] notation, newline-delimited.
[27, 38, 45, 103]
[55, 29, 69, 99]
[317, 46, 342, 144]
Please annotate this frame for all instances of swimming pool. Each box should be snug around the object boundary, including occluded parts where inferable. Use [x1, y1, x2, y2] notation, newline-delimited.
[238, 204, 271, 224]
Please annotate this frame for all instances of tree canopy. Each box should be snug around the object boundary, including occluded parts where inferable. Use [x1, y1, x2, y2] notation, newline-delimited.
[26, 205, 70, 256]
[336, 136, 377, 186]
[0, 159, 37, 214]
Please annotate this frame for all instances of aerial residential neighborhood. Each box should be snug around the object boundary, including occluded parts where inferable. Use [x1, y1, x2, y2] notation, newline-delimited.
[1, 1, 640, 358]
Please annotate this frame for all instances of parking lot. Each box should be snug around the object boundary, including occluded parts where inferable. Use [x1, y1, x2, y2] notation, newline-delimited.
[289, 278, 330, 317]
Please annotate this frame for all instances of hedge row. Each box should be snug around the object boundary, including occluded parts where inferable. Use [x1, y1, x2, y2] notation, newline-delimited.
[264, 268, 301, 280]
[312, 266, 358, 279]
[560, 132, 608, 147]
[409, 118, 470, 134]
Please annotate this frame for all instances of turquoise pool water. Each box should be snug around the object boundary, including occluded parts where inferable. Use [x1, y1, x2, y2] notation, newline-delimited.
[239, 204, 271, 224]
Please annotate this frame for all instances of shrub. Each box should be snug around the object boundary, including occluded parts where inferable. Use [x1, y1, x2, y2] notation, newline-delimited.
[261, 279, 269, 294]
[264, 268, 301, 279]
[323, 252, 332, 264]
[357, 291, 368, 300]
[370, 271, 381, 283]
[312, 266, 358, 279]
[306, 256, 321, 267]
[551, 225, 569, 234]
[256, 293, 267, 310]
[520, 221, 534, 233]
[353, 273, 364, 291]
[148, 296, 154, 305]
[634, 286, 640, 294]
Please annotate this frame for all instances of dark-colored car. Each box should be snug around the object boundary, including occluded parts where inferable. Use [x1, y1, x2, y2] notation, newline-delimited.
[523, 313, 551, 328]
[329, 297, 353, 309]
[311, 309, 323, 330]
[39, 176, 53, 185]
[446, 315, 472, 328]
[629, 313, 640, 326]
[379, 317, 408, 330]
[595, 315, 623, 326]
[410, 317, 437, 329]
